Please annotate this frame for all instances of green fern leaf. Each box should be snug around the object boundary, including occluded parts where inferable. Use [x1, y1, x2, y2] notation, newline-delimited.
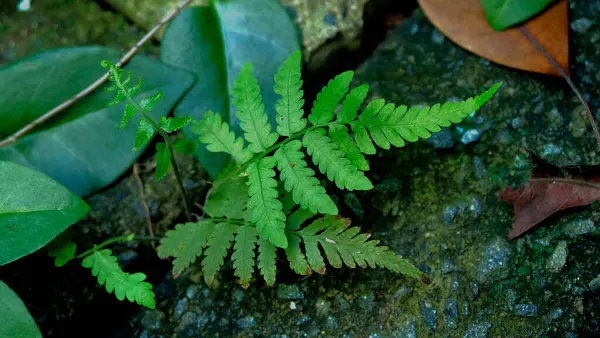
[192, 111, 253, 164]
[139, 91, 163, 111]
[205, 175, 249, 219]
[274, 51, 307, 136]
[202, 223, 236, 285]
[295, 216, 426, 281]
[303, 128, 373, 191]
[329, 125, 369, 171]
[173, 139, 198, 155]
[338, 84, 369, 123]
[82, 249, 155, 309]
[246, 157, 288, 248]
[154, 143, 171, 181]
[354, 83, 503, 150]
[118, 104, 136, 129]
[257, 238, 277, 286]
[308, 71, 354, 125]
[274, 140, 338, 215]
[232, 225, 257, 288]
[133, 119, 154, 151]
[128, 77, 143, 97]
[232, 63, 279, 153]
[160, 116, 192, 133]
[284, 208, 315, 275]
[157, 220, 216, 277]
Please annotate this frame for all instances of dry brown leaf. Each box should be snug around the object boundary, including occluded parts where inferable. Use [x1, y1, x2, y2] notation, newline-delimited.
[417, 0, 569, 76]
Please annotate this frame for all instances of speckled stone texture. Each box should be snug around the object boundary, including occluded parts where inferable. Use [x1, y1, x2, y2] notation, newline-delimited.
[132, 2, 600, 337]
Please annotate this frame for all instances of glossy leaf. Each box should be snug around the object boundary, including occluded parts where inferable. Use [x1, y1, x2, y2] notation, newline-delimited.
[154, 143, 171, 182]
[0, 161, 90, 266]
[481, 0, 554, 31]
[0, 281, 42, 338]
[160, 1, 300, 177]
[0, 46, 196, 196]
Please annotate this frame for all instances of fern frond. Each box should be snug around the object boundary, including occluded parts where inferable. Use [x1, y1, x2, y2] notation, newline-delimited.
[257, 238, 277, 286]
[118, 104, 136, 129]
[232, 225, 258, 288]
[308, 71, 354, 125]
[232, 63, 279, 153]
[353, 83, 503, 150]
[192, 111, 253, 164]
[338, 84, 369, 123]
[154, 143, 171, 181]
[139, 91, 163, 111]
[284, 209, 315, 275]
[303, 129, 373, 191]
[274, 140, 338, 215]
[133, 119, 154, 151]
[157, 220, 216, 277]
[202, 223, 236, 285]
[293, 216, 426, 281]
[82, 249, 155, 309]
[274, 51, 307, 136]
[205, 174, 249, 219]
[329, 125, 369, 171]
[246, 157, 288, 248]
[160, 116, 192, 133]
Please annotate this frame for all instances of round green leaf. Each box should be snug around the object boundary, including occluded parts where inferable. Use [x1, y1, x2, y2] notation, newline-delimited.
[0, 281, 42, 338]
[0, 46, 196, 196]
[160, 0, 300, 177]
[0, 161, 90, 266]
[481, 0, 554, 31]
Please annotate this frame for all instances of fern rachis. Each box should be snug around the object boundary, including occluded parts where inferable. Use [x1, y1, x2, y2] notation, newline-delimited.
[156, 51, 501, 287]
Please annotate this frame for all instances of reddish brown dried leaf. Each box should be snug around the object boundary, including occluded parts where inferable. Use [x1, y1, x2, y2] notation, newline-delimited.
[500, 152, 600, 238]
[417, 0, 569, 76]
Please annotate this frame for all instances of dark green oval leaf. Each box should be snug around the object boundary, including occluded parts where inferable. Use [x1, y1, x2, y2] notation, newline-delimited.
[0, 281, 42, 338]
[160, 1, 300, 177]
[481, 0, 554, 31]
[0, 46, 196, 196]
[0, 161, 89, 266]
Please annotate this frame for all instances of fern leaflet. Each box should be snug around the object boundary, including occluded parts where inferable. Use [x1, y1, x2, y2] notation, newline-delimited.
[192, 111, 253, 164]
[274, 140, 338, 215]
[246, 157, 288, 248]
[82, 249, 155, 309]
[232, 225, 258, 288]
[157, 221, 216, 277]
[338, 84, 369, 123]
[232, 63, 279, 152]
[329, 125, 369, 171]
[274, 50, 307, 136]
[202, 223, 236, 285]
[308, 71, 354, 125]
[257, 238, 277, 286]
[303, 129, 373, 191]
[293, 216, 426, 281]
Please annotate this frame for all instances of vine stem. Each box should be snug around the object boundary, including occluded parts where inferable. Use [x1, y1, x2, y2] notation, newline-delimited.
[116, 80, 192, 221]
[0, 0, 193, 148]
[519, 26, 600, 147]
[75, 234, 135, 259]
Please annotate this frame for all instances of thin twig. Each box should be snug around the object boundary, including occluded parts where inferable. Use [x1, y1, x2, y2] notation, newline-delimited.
[133, 163, 155, 248]
[0, 0, 193, 148]
[519, 26, 600, 147]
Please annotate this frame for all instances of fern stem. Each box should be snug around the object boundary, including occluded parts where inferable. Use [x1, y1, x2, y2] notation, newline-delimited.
[115, 83, 192, 221]
[210, 218, 253, 226]
[75, 234, 135, 259]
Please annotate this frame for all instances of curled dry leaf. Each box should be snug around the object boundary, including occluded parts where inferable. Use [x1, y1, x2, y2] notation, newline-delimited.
[500, 151, 600, 239]
[417, 0, 569, 76]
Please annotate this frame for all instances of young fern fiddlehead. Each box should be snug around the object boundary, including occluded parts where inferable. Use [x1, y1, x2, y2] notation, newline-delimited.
[101, 60, 193, 220]
[156, 50, 502, 287]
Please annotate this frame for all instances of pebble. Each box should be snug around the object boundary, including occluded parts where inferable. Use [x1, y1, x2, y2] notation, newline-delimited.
[276, 284, 304, 300]
[431, 29, 445, 44]
[443, 206, 458, 225]
[571, 18, 594, 33]
[463, 322, 492, 338]
[476, 237, 513, 284]
[588, 275, 600, 291]
[236, 315, 256, 329]
[392, 319, 416, 338]
[141, 310, 166, 331]
[460, 129, 481, 144]
[419, 300, 438, 331]
[546, 241, 568, 273]
[546, 307, 564, 324]
[562, 219, 596, 237]
[514, 304, 538, 317]
[428, 128, 455, 149]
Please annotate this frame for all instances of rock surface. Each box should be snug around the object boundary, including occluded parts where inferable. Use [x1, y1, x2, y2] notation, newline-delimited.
[132, 3, 600, 337]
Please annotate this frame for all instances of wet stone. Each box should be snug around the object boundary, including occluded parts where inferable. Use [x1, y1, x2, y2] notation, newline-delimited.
[276, 284, 304, 300]
[428, 128, 456, 149]
[514, 304, 538, 317]
[546, 241, 569, 273]
[571, 18, 594, 33]
[419, 300, 438, 331]
[392, 319, 416, 338]
[236, 315, 256, 329]
[141, 310, 166, 331]
[562, 219, 596, 237]
[476, 237, 513, 284]
[443, 206, 458, 225]
[463, 322, 492, 338]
